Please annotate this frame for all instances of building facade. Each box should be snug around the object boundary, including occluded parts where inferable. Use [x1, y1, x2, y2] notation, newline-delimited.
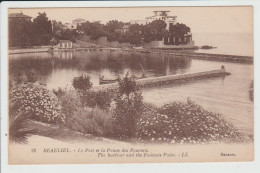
[163, 33, 193, 45]
[58, 40, 73, 49]
[64, 23, 77, 30]
[130, 11, 177, 30]
[121, 24, 130, 33]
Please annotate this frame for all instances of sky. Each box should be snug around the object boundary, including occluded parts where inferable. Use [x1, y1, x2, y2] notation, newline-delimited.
[9, 6, 253, 34]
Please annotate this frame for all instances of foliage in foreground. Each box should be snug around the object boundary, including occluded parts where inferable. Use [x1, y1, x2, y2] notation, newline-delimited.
[9, 83, 63, 124]
[72, 75, 92, 94]
[112, 74, 143, 139]
[71, 74, 113, 109]
[136, 99, 251, 144]
[9, 101, 35, 143]
[64, 106, 114, 136]
[55, 88, 114, 136]
[8, 74, 252, 144]
[81, 90, 113, 110]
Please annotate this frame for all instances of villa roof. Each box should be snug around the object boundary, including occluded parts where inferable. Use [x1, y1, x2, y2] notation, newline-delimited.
[59, 40, 72, 43]
[146, 15, 177, 19]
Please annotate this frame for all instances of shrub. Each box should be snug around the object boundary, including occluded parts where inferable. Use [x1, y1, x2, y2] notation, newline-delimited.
[57, 90, 82, 119]
[80, 90, 113, 110]
[24, 69, 38, 83]
[72, 75, 92, 94]
[53, 87, 67, 98]
[10, 69, 38, 84]
[136, 99, 248, 144]
[9, 101, 36, 143]
[112, 73, 143, 139]
[118, 73, 139, 96]
[9, 83, 63, 124]
[64, 106, 114, 136]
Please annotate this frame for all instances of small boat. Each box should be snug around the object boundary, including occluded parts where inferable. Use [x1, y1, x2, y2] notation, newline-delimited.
[99, 74, 147, 85]
[99, 76, 118, 85]
[201, 45, 217, 49]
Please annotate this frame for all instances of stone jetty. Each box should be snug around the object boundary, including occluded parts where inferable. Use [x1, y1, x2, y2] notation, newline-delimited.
[93, 67, 231, 92]
[137, 49, 253, 64]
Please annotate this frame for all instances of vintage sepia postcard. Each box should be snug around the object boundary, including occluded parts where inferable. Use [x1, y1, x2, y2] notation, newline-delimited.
[3, 3, 256, 166]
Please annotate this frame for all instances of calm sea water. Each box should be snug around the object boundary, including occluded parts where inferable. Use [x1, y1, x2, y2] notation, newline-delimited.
[193, 33, 253, 56]
[9, 33, 254, 135]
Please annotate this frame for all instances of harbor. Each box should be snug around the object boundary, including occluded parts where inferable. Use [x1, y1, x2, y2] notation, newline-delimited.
[9, 49, 254, 135]
[6, 6, 255, 165]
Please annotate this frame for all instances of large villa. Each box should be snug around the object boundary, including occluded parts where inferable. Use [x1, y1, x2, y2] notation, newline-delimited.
[131, 10, 177, 31]
[131, 11, 194, 49]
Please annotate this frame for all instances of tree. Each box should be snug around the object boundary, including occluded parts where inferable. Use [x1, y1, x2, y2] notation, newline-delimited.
[170, 23, 190, 37]
[78, 21, 107, 40]
[143, 20, 167, 42]
[126, 24, 143, 45]
[51, 20, 64, 37]
[59, 29, 78, 42]
[32, 12, 52, 45]
[9, 17, 33, 47]
[106, 20, 124, 33]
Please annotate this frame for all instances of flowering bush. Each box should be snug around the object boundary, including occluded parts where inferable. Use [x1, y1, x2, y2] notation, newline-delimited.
[136, 99, 249, 144]
[9, 83, 63, 124]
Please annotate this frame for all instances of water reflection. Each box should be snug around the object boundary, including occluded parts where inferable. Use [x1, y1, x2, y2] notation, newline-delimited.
[9, 50, 192, 87]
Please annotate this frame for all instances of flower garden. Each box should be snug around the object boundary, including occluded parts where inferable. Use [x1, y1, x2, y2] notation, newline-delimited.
[9, 71, 253, 144]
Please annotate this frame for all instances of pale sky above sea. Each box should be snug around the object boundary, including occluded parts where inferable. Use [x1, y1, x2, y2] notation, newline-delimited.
[9, 6, 253, 34]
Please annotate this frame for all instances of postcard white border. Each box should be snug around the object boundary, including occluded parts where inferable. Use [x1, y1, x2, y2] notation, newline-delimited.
[1, 1, 260, 173]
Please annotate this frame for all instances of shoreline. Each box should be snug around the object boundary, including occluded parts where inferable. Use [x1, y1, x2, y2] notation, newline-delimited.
[9, 47, 253, 64]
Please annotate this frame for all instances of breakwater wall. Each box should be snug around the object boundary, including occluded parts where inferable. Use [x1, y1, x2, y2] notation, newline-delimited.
[9, 47, 102, 55]
[93, 68, 230, 92]
[147, 50, 253, 64]
[173, 52, 253, 63]
[9, 47, 50, 54]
